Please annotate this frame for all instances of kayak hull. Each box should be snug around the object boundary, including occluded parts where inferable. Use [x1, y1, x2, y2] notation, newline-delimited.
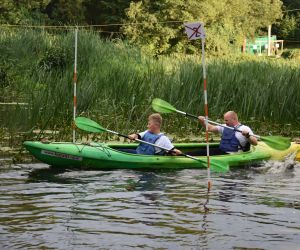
[23, 141, 300, 170]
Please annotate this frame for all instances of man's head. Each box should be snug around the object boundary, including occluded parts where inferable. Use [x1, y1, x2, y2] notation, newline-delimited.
[223, 111, 239, 127]
[147, 113, 162, 133]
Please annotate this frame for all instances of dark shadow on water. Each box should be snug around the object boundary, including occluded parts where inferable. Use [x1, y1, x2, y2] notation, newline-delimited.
[27, 165, 178, 187]
[137, 172, 166, 190]
[26, 166, 90, 184]
[124, 171, 167, 194]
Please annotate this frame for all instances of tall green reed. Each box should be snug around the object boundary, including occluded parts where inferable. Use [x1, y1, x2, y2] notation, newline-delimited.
[0, 28, 299, 145]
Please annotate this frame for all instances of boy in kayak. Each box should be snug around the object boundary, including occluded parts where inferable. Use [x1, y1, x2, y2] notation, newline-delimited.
[128, 113, 182, 155]
[198, 111, 257, 154]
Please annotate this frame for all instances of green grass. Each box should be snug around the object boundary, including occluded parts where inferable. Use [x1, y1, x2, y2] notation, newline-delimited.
[0, 28, 299, 146]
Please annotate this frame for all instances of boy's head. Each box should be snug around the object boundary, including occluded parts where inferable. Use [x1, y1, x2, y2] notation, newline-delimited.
[147, 113, 162, 133]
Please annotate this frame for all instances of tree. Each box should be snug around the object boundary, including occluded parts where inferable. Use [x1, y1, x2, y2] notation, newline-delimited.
[0, 0, 50, 24]
[273, 0, 300, 41]
[122, 0, 283, 56]
[282, 0, 300, 9]
[83, 0, 132, 35]
[45, 0, 86, 24]
[276, 14, 299, 39]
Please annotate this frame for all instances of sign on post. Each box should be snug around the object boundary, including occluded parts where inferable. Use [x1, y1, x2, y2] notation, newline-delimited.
[184, 21, 211, 190]
[184, 22, 206, 40]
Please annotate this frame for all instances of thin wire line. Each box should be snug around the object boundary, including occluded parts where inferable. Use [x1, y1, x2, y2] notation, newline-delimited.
[0, 20, 188, 29]
[283, 8, 300, 12]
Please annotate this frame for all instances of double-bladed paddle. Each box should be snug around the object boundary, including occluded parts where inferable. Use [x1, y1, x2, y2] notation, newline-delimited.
[75, 117, 229, 173]
[152, 98, 291, 151]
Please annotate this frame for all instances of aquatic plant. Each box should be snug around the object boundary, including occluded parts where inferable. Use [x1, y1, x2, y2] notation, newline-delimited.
[0, 28, 299, 146]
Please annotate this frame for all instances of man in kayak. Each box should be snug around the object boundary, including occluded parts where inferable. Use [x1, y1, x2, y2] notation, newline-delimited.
[198, 111, 257, 154]
[128, 113, 182, 155]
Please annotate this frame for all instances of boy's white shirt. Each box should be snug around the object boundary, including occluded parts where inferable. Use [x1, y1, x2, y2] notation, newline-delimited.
[138, 130, 174, 153]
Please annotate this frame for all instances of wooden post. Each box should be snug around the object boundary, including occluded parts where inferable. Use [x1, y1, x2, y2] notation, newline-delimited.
[267, 25, 271, 56]
[242, 38, 246, 53]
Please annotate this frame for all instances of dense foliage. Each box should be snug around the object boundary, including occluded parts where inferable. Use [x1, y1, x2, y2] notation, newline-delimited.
[122, 0, 282, 55]
[273, 0, 300, 42]
[0, 1, 299, 55]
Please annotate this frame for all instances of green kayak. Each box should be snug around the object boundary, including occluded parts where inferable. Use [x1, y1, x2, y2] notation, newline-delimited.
[23, 140, 300, 170]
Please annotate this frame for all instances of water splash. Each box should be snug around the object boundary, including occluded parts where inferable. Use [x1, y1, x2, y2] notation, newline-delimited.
[251, 152, 300, 174]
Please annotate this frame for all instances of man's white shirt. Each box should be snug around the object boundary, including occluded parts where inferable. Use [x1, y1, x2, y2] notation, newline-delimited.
[216, 124, 254, 149]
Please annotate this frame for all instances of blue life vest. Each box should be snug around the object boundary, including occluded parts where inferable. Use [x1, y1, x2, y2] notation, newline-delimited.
[136, 131, 163, 155]
[219, 125, 242, 153]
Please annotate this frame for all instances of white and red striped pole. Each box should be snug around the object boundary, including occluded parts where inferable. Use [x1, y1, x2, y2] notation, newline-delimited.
[201, 35, 211, 191]
[184, 22, 211, 190]
[73, 28, 78, 143]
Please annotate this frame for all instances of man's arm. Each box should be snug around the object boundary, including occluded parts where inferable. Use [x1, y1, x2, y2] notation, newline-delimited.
[169, 148, 182, 156]
[198, 116, 219, 133]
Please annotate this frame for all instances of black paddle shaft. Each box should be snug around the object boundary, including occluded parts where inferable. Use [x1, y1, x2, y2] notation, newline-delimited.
[185, 112, 198, 119]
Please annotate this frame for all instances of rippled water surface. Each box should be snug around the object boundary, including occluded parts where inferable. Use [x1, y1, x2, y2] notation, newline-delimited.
[1, 160, 300, 249]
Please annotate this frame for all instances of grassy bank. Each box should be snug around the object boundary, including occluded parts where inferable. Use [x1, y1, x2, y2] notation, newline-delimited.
[0, 28, 300, 148]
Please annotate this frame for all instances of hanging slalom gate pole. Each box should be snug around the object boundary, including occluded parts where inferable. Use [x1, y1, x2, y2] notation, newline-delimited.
[201, 33, 211, 191]
[73, 28, 78, 143]
[184, 22, 211, 190]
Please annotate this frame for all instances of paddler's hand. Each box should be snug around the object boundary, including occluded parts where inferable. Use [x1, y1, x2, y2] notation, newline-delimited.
[242, 130, 250, 138]
[198, 116, 205, 122]
[128, 134, 138, 140]
[170, 149, 182, 156]
[198, 116, 206, 126]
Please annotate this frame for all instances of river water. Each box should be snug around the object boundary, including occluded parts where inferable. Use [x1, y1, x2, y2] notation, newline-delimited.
[1, 159, 300, 250]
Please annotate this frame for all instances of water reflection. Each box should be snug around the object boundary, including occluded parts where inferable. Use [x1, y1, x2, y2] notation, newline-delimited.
[0, 162, 299, 249]
[28, 166, 69, 183]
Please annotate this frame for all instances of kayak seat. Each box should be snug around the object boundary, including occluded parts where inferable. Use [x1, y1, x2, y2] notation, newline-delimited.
[185, 147, 227, 156]
[117, 148, 137, 154]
